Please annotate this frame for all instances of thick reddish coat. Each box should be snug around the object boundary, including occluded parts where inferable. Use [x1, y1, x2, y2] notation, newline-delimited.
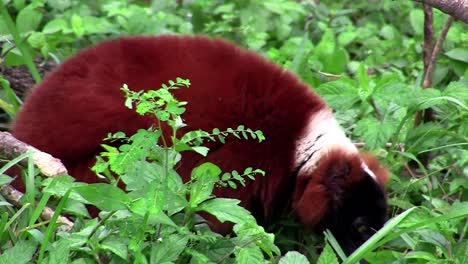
[11, 36, 387, 242]
[12, 36, 324, 217]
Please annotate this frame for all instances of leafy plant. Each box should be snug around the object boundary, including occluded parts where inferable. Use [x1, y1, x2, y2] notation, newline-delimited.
[1, 0, 467, 262]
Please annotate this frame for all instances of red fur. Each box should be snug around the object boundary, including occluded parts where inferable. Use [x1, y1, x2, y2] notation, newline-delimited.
[292, 150, 366, 226]
[11, 35, 386, 233]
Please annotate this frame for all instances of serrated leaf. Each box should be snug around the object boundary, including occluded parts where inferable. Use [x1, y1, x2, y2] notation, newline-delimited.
[235, 245, 265, 264]
[47, 240, 71, 263]
[316, 78, 359, 109]
[101, 236, 128, 260]
[73, 184, 130, 211]
[445, 48, 468, 63]
[70, 14, 84, 37]
[279, 251, 310, 264]
[198, 198, 253, 224]
[317, 243, 339, 264]
[354, 118, 395, 149]
[16, 5, 42, 33]
[0, 240, 37, 264]
[150, 233, 188, 263]
[42, 18, 68, 34]
[189, 163, 221, 207]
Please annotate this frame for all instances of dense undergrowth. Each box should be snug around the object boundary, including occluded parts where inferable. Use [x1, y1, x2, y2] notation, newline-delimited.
[0, 0, 467, 263]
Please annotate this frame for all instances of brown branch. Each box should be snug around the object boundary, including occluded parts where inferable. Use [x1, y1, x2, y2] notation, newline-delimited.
[422, 5, 434, 76]
[423, 16, 454, 88]
[0, 131, 73, 231]
[0, 131, 68, 177]
[413, 0, 468, 23]
[0, 185, 74, 231]
[415, 5, 435, 126]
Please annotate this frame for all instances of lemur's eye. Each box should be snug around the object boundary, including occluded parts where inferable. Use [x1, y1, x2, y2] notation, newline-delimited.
[356, 224, 368, 234]
[352, 217, 369, 233]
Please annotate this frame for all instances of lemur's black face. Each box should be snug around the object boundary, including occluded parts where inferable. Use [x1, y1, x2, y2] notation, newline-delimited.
[321, 173, 388, 255]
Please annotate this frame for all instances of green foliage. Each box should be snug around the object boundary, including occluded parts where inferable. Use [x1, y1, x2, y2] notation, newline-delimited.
[1, 0, 467, 263]
[0, 78, 284, 263]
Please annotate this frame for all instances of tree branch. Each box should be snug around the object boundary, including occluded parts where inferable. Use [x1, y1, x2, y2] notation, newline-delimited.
[423, 15, 454, 88]
[413, 0, 468, 23]
[0, 185, 74, 231]
[0, 131, 68, 177]
[0, 131, 73, 231]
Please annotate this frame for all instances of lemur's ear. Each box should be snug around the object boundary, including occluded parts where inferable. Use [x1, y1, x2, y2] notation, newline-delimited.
[360, 152, 389, 187]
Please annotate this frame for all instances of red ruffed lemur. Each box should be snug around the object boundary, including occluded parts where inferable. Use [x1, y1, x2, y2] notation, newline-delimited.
[11, 35, 388, 254]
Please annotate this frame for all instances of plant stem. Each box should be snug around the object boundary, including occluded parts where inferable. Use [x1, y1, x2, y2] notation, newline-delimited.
[0, 5, 42, 83]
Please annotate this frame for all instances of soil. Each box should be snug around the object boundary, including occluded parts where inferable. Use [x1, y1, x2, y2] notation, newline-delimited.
[0, 59, 57, 99]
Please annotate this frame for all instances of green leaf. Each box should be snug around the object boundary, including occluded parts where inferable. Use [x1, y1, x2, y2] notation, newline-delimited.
[47, 240, 71, 264]
[16, 5, 42, 33]
[279, 251, 310, 264]
[101, 236, 128, 260]
[409, 9, 424, 35]
[445, 48, 468, 63]
[0, 174, 14, 186]
[189, 162, 221, 207]
[42, 18, 68, 34]
[235, 245, 265, 264]
[192, 146, 209, 157]
[338, 30, 357, 47]
[357, 63, 371, 100]
[198, 198, 254, 224]
[150, 233, 188, 263]
[27, 31, 45, 49]
[71, 14, 84, 37]
[317, 243, 339, 264]
[316, 78, 359, 109]
[0, 240, 37, 264]
[73, 184, 131, 211]
[355, 118, 395, 149]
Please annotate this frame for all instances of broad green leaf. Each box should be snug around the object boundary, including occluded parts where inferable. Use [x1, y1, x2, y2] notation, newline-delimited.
[235, 245, 265, 264]
[71, 14, 84, 37]
[47, 240, 70, 264]
[73, 184, 131, 211]
[279, 251, 310, 264]
[317, 243, 339, 264]
[357, 63, 371, 100]
[355, 118, 395, 149]
[198, 198, 253, 224]
[150, 233, 188, 263]
[409, 9, 424, 35]
[189, 162, 221, 207]
[316, 78, 359, 109]
[42, 18, 68, 34]
[405, 251, 437, 261]
[101, 236, 128, 260]
[0, 174, 13, 185]
[0, 240, 37, 264]
[16, 5, 42, 33]
[445, 48, 468, 63]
